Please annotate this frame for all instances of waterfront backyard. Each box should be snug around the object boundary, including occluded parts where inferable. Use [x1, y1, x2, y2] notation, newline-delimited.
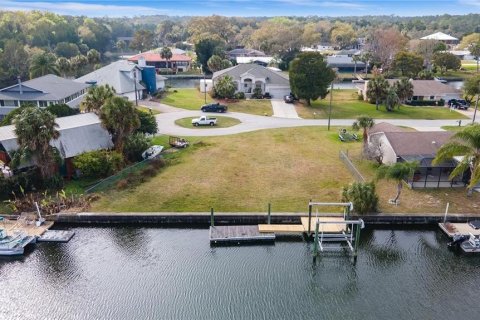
[92, 127, 480, 214]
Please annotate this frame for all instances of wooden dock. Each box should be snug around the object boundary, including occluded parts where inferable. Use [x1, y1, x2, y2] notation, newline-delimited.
[439, 222, 480, 238]
[2, 218, 53, 237]
[209, 225, 275, 244]
[257, 216, 347, 235]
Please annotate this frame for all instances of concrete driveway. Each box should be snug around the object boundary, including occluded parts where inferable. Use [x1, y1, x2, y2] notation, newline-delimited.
[271, 100, 300, 119]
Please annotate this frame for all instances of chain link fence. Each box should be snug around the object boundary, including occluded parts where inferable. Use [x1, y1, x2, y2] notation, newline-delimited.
[339, 150, 365, 182]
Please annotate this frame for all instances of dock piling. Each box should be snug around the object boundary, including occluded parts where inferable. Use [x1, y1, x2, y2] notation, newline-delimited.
[313, 220, 319, 260]
[307, 200, 312, 235]
[210, 208, 214, 227]
[267, 203, 271, 224]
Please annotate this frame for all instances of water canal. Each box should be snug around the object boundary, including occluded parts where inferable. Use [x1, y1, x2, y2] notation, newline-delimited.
[1, 227, 479, 320]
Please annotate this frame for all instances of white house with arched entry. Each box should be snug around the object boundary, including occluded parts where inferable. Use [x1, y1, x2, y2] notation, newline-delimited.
[212, 64, 290, 98]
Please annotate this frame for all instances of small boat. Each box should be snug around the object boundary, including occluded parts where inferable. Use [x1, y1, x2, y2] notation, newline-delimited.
[142, 145, 164, 160]
[460, 233, 480, 253]
[0, 229, 36, 256]
[447, 234, 469, 248]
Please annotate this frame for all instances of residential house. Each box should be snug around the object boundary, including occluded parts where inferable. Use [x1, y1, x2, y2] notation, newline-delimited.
[236, 56, 275, 67]
[368, 123, 460, 188]
[0, 113, 113, 178]
[76, 60, 166, 101]
[420, 32, 459, 48]
[358, 79, 462, 104]
[128, 51, 192, 72]
[212, 64, 291, 98]
[0, 74, 89, 120]
[326, 55, 366, 72]
[227, 48, 266, 60]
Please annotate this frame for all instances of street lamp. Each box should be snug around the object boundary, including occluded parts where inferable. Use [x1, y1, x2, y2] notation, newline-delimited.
[133, 66, 139, 106]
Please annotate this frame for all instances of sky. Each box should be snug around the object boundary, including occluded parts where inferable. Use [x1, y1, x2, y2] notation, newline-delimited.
[0, 0, 479, 17]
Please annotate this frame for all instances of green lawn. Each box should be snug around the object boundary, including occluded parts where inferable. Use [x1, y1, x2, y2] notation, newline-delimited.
[91, 127, 362, 212]
[159, 88, 273, 116]
[296, 89, 468, 120]
[175, 116, 241, 129]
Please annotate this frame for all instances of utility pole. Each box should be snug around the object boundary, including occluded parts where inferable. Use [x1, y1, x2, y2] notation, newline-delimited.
[327, 81, 334, 131]
[133, 67, 138, 106]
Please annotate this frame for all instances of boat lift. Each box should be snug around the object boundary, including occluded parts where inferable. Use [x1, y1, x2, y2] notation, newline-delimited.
[308, 202, 365, 261]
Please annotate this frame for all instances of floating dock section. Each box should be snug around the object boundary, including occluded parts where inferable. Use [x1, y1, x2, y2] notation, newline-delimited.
[439, 221, 480, 238]
[209, 225, 275, 244]
[38, 230, 75, 243]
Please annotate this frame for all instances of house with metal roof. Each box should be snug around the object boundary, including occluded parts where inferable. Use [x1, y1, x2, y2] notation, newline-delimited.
[420, 32, 459, 46]
[367, 124, 462, 188]
[212, 64, 291, 98]
[326, 55, 365, 72]
[76, 60, 166, 101]
[0, 113, 113, 177]
[0, 74, 89, 120]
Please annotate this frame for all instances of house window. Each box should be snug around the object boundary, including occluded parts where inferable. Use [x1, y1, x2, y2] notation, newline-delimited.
[39, 101, 48, 107]
[430, 96, 434, 100]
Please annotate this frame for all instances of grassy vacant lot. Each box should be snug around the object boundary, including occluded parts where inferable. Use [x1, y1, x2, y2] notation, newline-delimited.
[175, 116, 241, 129]
[159, 88, 273, 116]
[92, 127, 362, 212]
[350, 150, 480, 214]
[295, 89, 468, 120]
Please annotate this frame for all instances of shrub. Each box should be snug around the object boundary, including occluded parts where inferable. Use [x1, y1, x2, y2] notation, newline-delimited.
[46, 104, 80, 117]
[124, 133, 151, 162]
[234, 92, 246, 99]
[73, 150, 124, 178]
[406, 100, 438, 106]
[116, 179, 129, 190]
[438, 98, 445, 106]
[341, 181, 379, 215]
[251, 87, 263, 99]
[135, 109, 158, 135]
[0, 169, 41, 199]
[149, 158, 166, 169]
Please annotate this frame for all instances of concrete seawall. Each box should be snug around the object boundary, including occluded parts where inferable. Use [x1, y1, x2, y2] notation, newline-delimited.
[54, 212, 475, 226]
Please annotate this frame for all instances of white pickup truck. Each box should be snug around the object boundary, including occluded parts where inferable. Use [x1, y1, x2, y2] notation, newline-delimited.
[191, 115, 217, 126]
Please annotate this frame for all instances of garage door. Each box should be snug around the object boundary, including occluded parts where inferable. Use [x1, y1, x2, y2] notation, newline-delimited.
[266, 86, 291, 99]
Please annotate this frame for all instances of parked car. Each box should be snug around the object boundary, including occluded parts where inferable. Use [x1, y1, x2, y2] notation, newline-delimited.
[284, 94, 295, 103]
[201, 103, 228, 113]
[191, 115, 217, 126]
[448, 99, 469, 110]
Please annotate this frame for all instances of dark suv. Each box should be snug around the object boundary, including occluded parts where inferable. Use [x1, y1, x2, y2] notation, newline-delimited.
[200, 103, 228, 113]
[448, 99, 469, 110]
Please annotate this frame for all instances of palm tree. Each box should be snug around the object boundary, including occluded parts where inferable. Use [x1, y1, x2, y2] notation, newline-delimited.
[81, 85, 116, 113]
[56, 57, 71, 78]
[352, 54, 359, 74]
[394, 78, 414, 107]
[87, 49, 100, 66]
[433, 124, 480, 195]
[385, 87, 400, 111]
[367, 76, 389, 110]
[30, 52, 59, 78]
[13, 107, 60, 179]
[69, 55, 88, 77]
[99, 97, 140, 153]
[376, 161, 418, 204]
[469, 42, 480, 73]
[352, 116, 375, 153]
[160, 47, 173, 72]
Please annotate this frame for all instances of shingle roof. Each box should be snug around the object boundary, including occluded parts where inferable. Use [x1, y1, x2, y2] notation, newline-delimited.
[385, 79, 461, 97]
[228, 48, 266, 57]
[212, 64, 289, 86]
[0, 74, 90, 102]
[368, 122, 404, 135]
[0, 113, 113, 159]
[75, 60, 145, 94]
[384, 131, 453, 158]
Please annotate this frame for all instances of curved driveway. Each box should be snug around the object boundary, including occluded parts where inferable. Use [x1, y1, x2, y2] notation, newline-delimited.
[143, 100, 472, 137]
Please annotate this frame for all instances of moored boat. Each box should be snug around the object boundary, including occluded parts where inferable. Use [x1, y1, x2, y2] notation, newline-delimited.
[460, 233, 480, 253]
[0, 229, 36, 256]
